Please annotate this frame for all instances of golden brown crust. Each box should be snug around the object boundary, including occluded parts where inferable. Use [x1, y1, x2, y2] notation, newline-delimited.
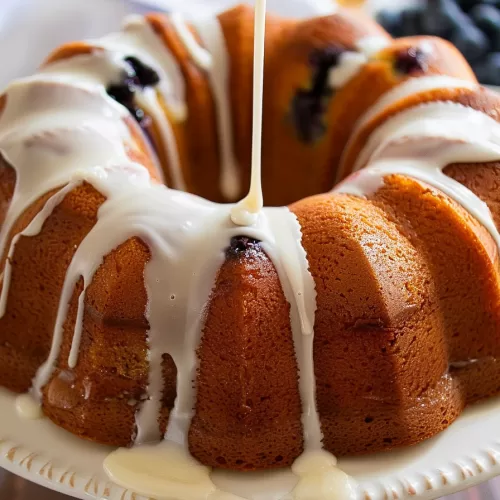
[43, 42, 96, 66]
[190, 245, 303, 469]
[291, 191, 460, 454]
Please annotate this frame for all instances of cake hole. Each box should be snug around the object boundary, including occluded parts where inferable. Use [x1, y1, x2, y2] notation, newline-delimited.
[216, 456, 227, 465]
[364, 416, 374, 423]
[275, 455, 283, 462]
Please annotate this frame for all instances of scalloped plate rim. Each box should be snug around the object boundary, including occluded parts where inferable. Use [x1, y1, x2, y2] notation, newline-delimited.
[2, 388, 500, 500]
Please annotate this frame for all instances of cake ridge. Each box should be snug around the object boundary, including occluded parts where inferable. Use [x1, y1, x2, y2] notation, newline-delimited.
[337, 100, 500, 250]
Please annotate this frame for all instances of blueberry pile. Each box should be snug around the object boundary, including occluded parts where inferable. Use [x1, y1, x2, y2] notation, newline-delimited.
[377, 0, 500, 85]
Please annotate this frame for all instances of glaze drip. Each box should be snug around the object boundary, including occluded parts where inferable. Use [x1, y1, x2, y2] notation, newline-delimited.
[338, 101, 500, 249]
[171, 13, 241, 201]
[230, 0, 267, 226]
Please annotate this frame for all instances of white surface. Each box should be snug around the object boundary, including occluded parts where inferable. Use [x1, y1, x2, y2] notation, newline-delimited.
[2, 387, 500, 500]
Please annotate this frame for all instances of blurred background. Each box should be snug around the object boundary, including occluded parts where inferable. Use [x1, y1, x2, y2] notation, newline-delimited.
[0, 0, 499, 498]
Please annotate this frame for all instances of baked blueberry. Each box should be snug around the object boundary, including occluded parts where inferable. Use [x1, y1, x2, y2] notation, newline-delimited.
[309, 46, 344, 95]
[394, 47, 428, 74]
[290, 90, 328, 144]
[227, 236, 261, 257]
[106, 82, 136, 106]
[124, 56, 160, 87]
[290, 46, 344, 144]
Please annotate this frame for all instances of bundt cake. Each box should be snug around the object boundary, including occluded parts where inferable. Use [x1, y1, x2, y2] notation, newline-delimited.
[2, 0, 500, 496]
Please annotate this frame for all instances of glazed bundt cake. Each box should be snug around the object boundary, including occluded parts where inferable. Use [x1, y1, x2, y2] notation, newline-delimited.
[2, 0, 500, 491]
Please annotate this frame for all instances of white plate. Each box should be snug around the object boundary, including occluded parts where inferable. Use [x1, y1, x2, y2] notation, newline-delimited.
[2, 388, 500, 500]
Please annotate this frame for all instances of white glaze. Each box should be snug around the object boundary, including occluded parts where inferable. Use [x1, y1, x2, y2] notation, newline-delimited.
[351, 75, 477, 142]
[355, 35, 390, 57]
[170, 12, 212, 70]
[136, 86, 186, 190]
[96, 16, 188, 190]
[328, 35, 389, 90]
[104, 442, 230, 500]
[0, 78, 131, 268]
[291, 450, 357, 500]
[337, 101, 500, 249]
[193, 15, 241, 201]
[230, 0, 267, 225]
[15, 393, 43, 420]
[329, 51, 368, 89]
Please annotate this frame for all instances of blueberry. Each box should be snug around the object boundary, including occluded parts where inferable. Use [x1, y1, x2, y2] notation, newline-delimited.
[309, 46, 343, 97]
[400, 7, 425, 36]
[227, 236, 260, 257]
[288, 46, 343, 144]
[469, 4, 500, 50]
[472, 52, 500, 85]
[422, 0, 467, 37]
[309, 46, 344, 73]
[394, 47, 428, 74]
[483, 0, 500, 8]
[456, 0, 479, 12]
[124, 56, 160, 87]
[376, 10, 403, 37]
[450, 20, 490, 61]
[290, 90, 328, 144]
[106, 82, 136, 105]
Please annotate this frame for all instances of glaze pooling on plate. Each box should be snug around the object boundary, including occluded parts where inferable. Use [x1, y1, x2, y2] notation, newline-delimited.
[3, 386, 500, 500]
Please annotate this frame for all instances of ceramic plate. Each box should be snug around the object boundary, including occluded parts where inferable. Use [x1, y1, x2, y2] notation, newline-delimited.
[2, 388, 500, 500]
